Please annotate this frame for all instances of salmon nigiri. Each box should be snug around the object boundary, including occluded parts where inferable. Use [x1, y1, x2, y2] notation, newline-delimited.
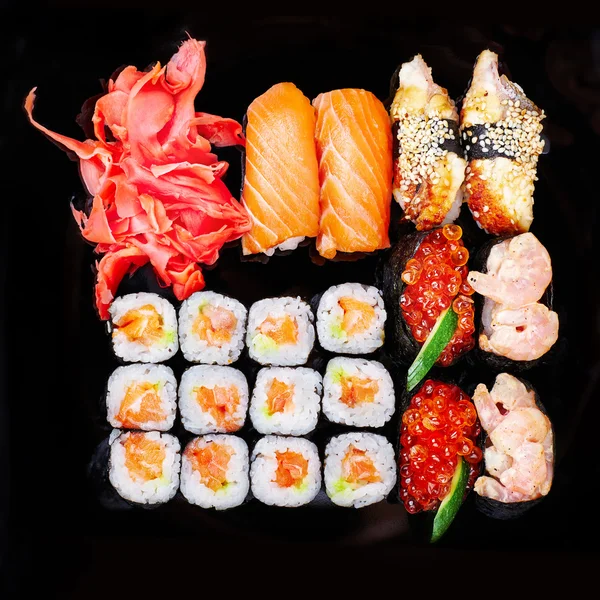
[313, 89, 393, 259]
[241, 83, 320, 256]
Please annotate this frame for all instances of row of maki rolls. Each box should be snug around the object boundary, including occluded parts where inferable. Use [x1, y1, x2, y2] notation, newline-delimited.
[105, 283, 387, 366]
[98, 281, 400, 512]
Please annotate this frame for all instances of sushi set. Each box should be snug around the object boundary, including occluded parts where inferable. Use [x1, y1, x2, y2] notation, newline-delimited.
[25, 35, 562, 544]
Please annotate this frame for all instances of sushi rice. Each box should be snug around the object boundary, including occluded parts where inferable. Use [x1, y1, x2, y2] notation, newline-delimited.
[109, 430, 181, 505]
[180, 435, 249, 510]
[246, 297, 315, 366]
[178, 291, 247, 365]
[179, 365, 249, 434]
[249, 367, 322, 435]
[325, 432, 396, 508]
[106, 364, 177, 431]
[316, 283, 386, 354]
[322, 357, 395, 427]
[250, 436, 321, 507]
[109, 293, 178, 363]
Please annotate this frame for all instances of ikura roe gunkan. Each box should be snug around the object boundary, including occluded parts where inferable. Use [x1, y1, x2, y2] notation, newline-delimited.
[399, 380, 482, 514]
[400, 224, 475, 366]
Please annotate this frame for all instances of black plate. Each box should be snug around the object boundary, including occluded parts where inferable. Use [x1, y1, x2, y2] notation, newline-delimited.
[3, 15, 600, 594]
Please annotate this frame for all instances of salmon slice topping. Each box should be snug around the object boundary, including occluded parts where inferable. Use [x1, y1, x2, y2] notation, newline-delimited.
[194, 385, 241, 431]
[273, 450, 309, 488]
[266, 379, 295, 415]
[114, 304, 164, 345]
[124, 433, 165, 482]
[117, 381, 165, 427]
[341, 446, 381, 485]
[258, 315, 298, 345]
[193, 305, 237, 347]
[339, 297, 375, 335]
[340, 376, 379, 407]
[186, 442, 233, 492]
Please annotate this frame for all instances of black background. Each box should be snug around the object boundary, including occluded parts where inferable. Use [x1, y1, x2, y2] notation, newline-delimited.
[2, 16, 600, 596]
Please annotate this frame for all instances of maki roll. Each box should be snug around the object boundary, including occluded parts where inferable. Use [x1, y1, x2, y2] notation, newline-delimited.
[108, 430, 181, 505]
[179, 365, 249, 434]
[472, 373, 554, 519]
[380, 224, 476, 391]
[106, 364, 177, 431]
[247, 297, 315, 366]
[324, 432, 396, 508]
[390, 55, 466, 230]
[249, 367, 322, 435]
[316, 283, 386, 354]
[180, 435, 250, 510]
[250, 436, 321, 507]
[178, 292, 247, 365]
[322, 358, 395, 428]
[461, 50, 546, 235]
[109, 293, 178, 363]
[468, 232, 559, 368]
[399, 379, 482, 541]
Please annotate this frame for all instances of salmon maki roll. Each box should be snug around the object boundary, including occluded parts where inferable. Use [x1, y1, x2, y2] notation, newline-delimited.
[390, 55, 466, 230]
[461, 50, 546, 235]
[241, 83, 320, 256]
[108, 430, 181, 505]
[181, 435, 250, 510]
[106, 364, 177, 431]
[179, 365, 249, 434]
[324, 432, 396, 508]
[313, 89, 393, 259]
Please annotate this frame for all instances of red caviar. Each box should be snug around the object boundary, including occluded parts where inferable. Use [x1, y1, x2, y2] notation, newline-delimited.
[399, 379, 482, 514]
[400, 225, 476, 366]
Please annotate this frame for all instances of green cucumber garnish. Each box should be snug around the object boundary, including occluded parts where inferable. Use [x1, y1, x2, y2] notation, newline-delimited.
[162, 330, 176, 346]
[253, 333, 278, 354]
[431, 457, 468, 543]
[407, 308, 458, 392]
[329, 319, 346, 340]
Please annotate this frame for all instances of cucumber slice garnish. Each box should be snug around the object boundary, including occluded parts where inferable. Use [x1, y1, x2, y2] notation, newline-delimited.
[407, 308, 458, 392]
[431, 457, 469, 543]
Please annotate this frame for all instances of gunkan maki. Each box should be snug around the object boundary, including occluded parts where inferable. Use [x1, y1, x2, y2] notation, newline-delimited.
[398, 379, 483, 542]
[472, 373, 554, 519]
[380, 224, 476, 391]
[468, 232, 559, 371]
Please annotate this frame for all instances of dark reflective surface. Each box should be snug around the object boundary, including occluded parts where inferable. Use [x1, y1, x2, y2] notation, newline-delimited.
[3, 15, 600, 595]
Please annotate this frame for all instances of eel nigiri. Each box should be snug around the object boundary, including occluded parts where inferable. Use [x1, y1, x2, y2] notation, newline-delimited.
[461, 50, 545, 236]
[241, 83, 320, 256]
[313, 89, 393, 259]
[390, 55, 466, 230]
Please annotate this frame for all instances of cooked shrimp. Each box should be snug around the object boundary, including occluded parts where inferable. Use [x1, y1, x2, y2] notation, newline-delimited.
[480, 301, 559, 361]
[468, 233, 552, 308]
[473, 374, 553, 503]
